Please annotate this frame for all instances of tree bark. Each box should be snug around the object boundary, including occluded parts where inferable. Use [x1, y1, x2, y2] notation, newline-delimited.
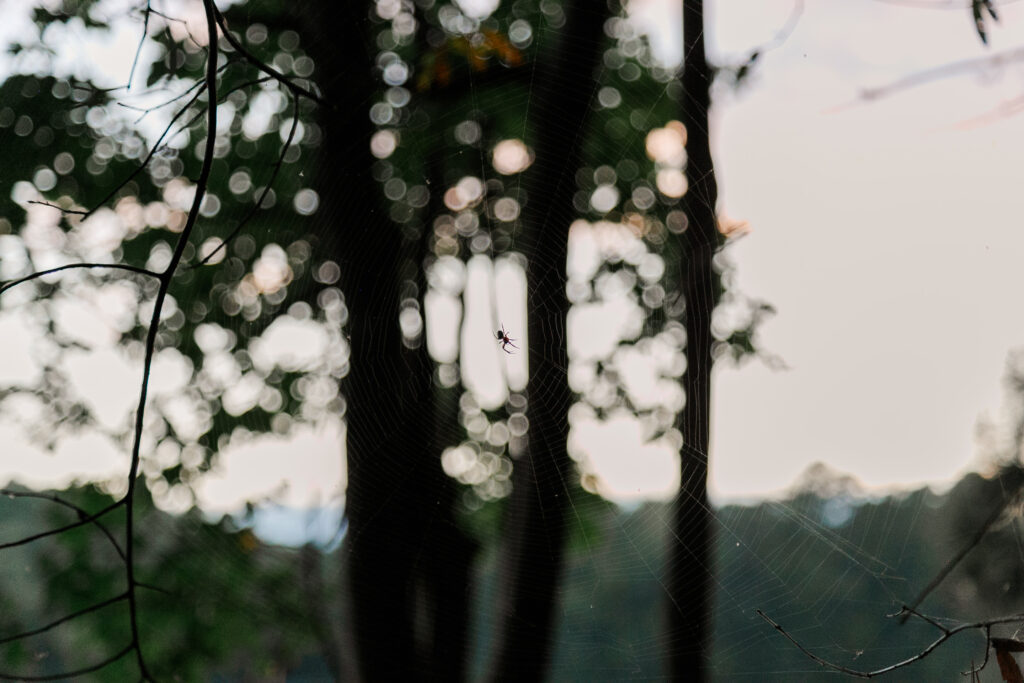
[487, 2, 608, 680]
[666, 0, 720, 680]
[300, 3, 457, 680]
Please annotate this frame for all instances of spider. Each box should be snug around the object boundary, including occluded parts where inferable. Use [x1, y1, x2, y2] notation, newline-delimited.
[495, 325, 518, 354]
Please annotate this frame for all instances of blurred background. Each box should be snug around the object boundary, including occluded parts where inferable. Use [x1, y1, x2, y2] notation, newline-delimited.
[1, 0, 1024, 679]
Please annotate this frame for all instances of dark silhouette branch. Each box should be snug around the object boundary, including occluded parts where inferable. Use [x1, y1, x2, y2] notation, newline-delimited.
[757, 608, 1024, 678]
[127, 0, 151, 91]
[71, 83, 208, 219]
[0, 489, 126, 560]
[212, 4, 330, 108]
[0, 263, 160, 295]
[195, 95, 299, 267]
[964, 625, 992, 676]
[0, 592, 127, 645]
[0, 499, 123, 551]
[145, 7, 209, 50]
[118, 59, 235, 124]
[119, 1, 219, 676]
[899, 481, 1022, 623]
[0, 643, 134, 681]
[889, 603, 950, 632]
[25, 200, 87, 215]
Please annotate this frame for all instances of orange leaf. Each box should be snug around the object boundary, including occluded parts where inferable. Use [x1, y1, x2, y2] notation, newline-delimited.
[995, 641, 1024, 683]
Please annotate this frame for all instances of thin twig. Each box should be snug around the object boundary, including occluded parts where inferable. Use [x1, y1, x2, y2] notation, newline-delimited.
[121, 1, 220, 678]
[0, 263, 160, 296]
[891, 603, 951, 633]
[0, 499, 123, 551]
[127, 0, 152, 91]
[0, 643, 134, 681]
[195, 95, 299, 267]
[899, 484, 1021, 624]
[0, 592, 127, 645]
[212, 4, 330, 108]
[0, 489, 126, 560]
[757, 609, 1024, 678]
[146, 6, 206, 50]
[80, 83, 207, 220]
[119, 59, 234, 124]
[25, 200, 87, 215]
[135, 581, 174, 596]
[961, 625, 992, 676]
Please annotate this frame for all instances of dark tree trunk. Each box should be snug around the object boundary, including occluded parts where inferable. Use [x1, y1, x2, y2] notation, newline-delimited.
[666, 0, 719, 680]
[487, 2, 608, 680]
[300, 3, 467, 680]
[414, 149, 478, 683]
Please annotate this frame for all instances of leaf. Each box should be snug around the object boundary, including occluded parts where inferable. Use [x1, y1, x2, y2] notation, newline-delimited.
[994, 638, 1024, 683]
[994, 638, 1024, 653]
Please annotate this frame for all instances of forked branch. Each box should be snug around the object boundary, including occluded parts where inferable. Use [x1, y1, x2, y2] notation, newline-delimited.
[757, 607, 1024, 678]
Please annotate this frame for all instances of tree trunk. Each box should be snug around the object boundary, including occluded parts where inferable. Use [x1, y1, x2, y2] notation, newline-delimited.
[487, 2, 608, 680]
[301, 3, 455, 680]
[666, 0, 720, 680]
[414, 149, 478, 683]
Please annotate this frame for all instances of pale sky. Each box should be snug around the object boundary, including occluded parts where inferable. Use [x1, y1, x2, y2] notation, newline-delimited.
[2, 0, 1024, 520]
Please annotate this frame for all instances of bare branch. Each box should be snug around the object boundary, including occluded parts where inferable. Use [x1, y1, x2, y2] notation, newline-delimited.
[120, 2, 220, 678]
[212, 4, 330, 108]
[25, 200, 87, 215]
[899, 481, 1022, 624]
[195, 95, 299, 267]
[891, 604, 951, 633]
[962, 625, 992, 676]
[119, 59, 234, 124]
[135, 581, 173, 596]
[0, 489, 126, 560]
[127, 0, 152, 91]
[0, 499, 123, 551]
[145, 6, 206, 50]
[757, 609, 1024, 678]
[0, 643, 134, 681]
[81, 83, 207, 220]
[0, 263, 160, 296]
[0, 592, 127, 645]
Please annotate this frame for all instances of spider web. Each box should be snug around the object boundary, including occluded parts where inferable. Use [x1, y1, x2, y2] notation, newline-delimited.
[1, 0, 1024, 680]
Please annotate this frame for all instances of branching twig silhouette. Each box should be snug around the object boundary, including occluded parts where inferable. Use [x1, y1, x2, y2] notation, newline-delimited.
[117, 0, 219, 676]
[0, 0, 327, 676]
[212, 5, 330, 108]
[127, 0, 152, 91]
[0, 263, 160, 295]
[0, 489, 126, 560]
[0, 644, 134, 682]
[29, 83, 208, 221]
[118, 58, 234, 124]
[0, 592, 128, 646]
[898, 480, 1023, 624]
[757, 606, 1024, 678]
[196, 95, 300, 267]
[0, 498, 122, 551]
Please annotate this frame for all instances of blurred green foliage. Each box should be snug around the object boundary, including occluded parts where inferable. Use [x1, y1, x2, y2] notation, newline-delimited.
[0, 484, 329, 680]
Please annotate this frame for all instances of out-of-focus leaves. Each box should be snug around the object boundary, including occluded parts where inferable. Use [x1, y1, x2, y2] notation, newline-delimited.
[0, 484, 327, 680]
[416, 29, 523, 92]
